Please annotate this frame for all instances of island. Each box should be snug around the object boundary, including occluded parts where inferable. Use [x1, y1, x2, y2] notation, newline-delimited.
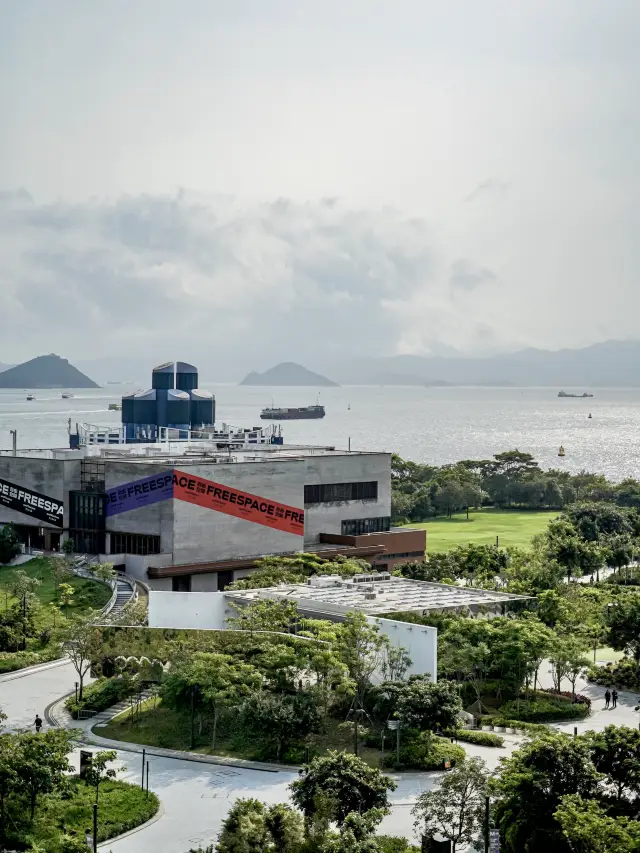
[240, 362, 339, 387]
[0, 354, 99, 388]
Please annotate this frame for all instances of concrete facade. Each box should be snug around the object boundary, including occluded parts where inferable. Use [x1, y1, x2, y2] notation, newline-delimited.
[0, 445, 422, 590]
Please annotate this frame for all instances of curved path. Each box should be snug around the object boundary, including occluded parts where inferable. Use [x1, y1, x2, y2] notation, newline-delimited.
[2, 660, 638, 853]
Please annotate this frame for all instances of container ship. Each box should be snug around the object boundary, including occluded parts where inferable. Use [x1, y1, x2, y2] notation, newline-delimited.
[260, 404, 325, 420]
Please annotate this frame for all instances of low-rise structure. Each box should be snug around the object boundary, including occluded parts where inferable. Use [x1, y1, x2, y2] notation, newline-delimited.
[0, 441, 425, 591]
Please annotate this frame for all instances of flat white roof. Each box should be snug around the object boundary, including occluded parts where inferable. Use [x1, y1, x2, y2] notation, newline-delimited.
[226, 574, 531, 617]
[0, 444, 384, 464]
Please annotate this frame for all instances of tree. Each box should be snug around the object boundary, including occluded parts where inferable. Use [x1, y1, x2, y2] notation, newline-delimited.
[241, 691, 321, 760]
[586, 725, 640, 802]
[10, 571, 41, 650]
[412, 758, 489, 853]
[50, 556, 73, 600]
[16, 729, 73, 819]
[0, 525, 21, 564]
[63, 613, 104, 699]
[228, 599, 299, 636]
[555, 795, 640, 853]
[336, 612, 388, 716]
[215, 799, 304, 853]
[289, 751, 396, 826]
[322, 809, 384, 853]
[58, 582, 75, 609]
[549, 635, 590, 696]
[90, 561, 116, 583]
[183, 652, 262, 749]
[491, 733, 602, 853]
[606, 592, 640, 663]
[83, 749, 122, 804]
[395, 677, 462, 733]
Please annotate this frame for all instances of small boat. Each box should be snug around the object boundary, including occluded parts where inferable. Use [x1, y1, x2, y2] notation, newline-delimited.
[61, 392, 74, 399]
[108, 403, 122, 411]
[26, 394, 35, 401]
[558, 445, 566, 457]
[588, 413, 592, 419]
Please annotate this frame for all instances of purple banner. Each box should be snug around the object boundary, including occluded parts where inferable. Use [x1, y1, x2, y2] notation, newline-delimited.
[105, 471, 173, 517]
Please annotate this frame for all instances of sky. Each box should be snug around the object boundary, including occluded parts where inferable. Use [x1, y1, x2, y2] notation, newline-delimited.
[1, 0, 639, 374]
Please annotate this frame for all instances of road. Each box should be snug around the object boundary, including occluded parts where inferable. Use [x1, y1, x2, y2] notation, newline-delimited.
[1, 660, 638, 853]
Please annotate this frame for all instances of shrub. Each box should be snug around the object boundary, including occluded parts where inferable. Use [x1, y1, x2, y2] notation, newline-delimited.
[386, 733, 466, 770]
[478, 716, 547, 733]
[447, 728, 504, 747]
[499, 697, 589, 723]
[65, 675, 137, 718]
[537, 687, 592, 710]
[0, 648, 60, 673]
[588, 658, 640, 691]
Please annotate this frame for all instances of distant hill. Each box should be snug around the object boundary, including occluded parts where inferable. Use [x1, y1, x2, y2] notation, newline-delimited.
[328, 340, 640, 387]
[0, 354, 99, 388]
[240, 362, 339, 387]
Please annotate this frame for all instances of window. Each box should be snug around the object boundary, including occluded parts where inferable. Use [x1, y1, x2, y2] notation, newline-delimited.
[69, 491, 106, 554]
[376, 550, 425, 559]
[172, 575, 191, 592]
[217, 570, 234, 591]
[110, 533, 161, 556]
[341, 516, 391, 536]
[304, 481, 378, 504]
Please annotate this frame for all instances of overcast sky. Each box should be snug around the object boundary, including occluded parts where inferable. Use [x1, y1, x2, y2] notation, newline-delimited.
[1, 0, 639, 371]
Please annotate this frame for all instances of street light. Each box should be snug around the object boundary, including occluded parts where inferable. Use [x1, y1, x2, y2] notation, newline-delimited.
[387, 719, 401, 767]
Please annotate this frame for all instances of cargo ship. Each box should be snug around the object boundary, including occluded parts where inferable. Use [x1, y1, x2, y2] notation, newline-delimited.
[558, 390, 594, 398]
[260, 404, 325, 420]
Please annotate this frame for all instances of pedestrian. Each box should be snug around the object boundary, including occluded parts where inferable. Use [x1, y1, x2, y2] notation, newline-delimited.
[604, 690, 611, 709]
[34, 714, 43, 733]
[612, 689, 618, 709]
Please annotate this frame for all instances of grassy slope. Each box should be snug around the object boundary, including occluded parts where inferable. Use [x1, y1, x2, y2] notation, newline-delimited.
[30, 777, 158, 850]
[0, 557, 111, 615]
[405, 508, 558, 552]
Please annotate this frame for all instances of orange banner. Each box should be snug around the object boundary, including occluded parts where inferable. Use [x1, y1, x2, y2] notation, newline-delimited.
[172, 470, 304, 536]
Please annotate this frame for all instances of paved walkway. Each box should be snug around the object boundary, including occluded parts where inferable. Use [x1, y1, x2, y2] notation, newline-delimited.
[2, 659, 639, 853]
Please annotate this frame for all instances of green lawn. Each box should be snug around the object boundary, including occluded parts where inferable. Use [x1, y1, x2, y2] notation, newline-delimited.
[405, 508, 558, 552]
[0, 557, 111, 615]
[28, 777, 158, 851]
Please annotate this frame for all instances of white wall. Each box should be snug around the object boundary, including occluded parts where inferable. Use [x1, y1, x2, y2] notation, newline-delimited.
[148, 591, 437, 680]
[367, 616, 437, 683]
[149, 591, 227, 629]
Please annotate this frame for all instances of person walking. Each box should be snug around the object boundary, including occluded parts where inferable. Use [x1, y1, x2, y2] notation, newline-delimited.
[612, 689, 618, 709]
[604, 689, 611, 709]
[34, 714, 43, 733]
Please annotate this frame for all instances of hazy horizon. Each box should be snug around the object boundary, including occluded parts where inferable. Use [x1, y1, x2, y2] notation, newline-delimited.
[2, 1, 639, 372]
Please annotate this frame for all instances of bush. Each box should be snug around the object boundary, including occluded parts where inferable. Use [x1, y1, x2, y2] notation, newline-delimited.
[0, 648, 60, 673]
[65, 675, 137, 718]
[537, 687, 592, 710]
[478, 716, 547, 733]
[589, 658, 640, 691]
[447, 728, 504, 747]
[499, 697, 589, 723]
[386, 732, 466, 770]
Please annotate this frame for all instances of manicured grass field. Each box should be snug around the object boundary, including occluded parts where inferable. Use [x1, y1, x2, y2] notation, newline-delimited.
[406, 508, 558, 552]
[0, 557, 111, 615]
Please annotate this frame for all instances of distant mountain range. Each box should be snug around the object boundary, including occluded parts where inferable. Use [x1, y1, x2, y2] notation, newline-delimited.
[240, 362, 338, 387]
[325, 340, 640, 387]
[4, 340, 640, 388]
[0, 354, 99, 388]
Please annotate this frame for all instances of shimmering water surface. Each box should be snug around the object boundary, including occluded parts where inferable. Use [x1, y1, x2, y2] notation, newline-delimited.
[1, 385, 639, 480]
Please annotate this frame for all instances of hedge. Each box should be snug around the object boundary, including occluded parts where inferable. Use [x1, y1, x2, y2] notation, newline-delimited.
[0, 648, 61, 674]
[65, 675, 137, 718]
[537, 688, 592, 710]
[385, 733, 466, 771]
[499, 697, 589, 723]
[447, 728, 505, 747]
